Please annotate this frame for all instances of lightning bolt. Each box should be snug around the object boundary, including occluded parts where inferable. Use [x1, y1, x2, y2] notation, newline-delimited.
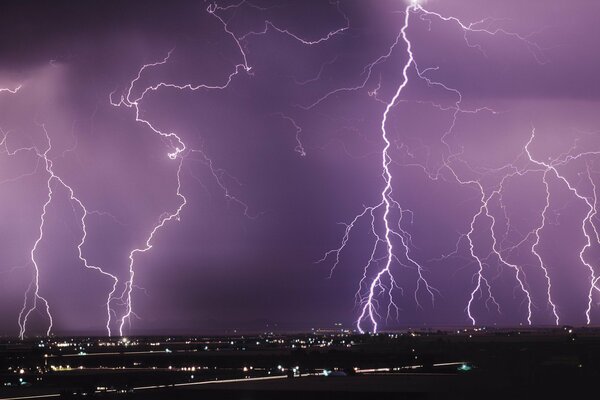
[273, 113, 306, 157]
[4, 6, 262, 336]
[97, 0, 349, 336]
[317, 1, 559, 331]
[208, 0, 348, 156]
[318, 3, 438, 333]
[6, 0, 600, 337]
[448, 126, 600, 327]
[96, 2, 350, 335]
[525, 128, 600, 325]
[14, 138, 53, 338]
[108, 52, 198, 335]
[0, 85, 52, 338]
[108, 4, 259, 333]
[211, 0, 349, 46]
[1, 84, 53, 338]
[12, 123, 118, 339]
[0, 85, 22, 95]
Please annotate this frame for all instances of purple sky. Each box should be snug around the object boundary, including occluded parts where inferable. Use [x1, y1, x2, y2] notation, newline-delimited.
[2, 0, 600, 336]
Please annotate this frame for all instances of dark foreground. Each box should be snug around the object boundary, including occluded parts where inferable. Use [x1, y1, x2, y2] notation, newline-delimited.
[1, 327, 597, 399]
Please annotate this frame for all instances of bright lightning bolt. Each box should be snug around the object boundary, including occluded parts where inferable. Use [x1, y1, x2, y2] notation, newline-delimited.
[11, 0, 347, 338]
[109, 5, 259, 333]
[109, 52, 204, 336]
[1, 85, 53, 339]
[4, 1, 600, 337]
[108, 2, 348, 334]
[318, 3, 438, 334]
[13, 123, 118, 339]
[318, 1, 561, 331]
[0, 85, 21, 94]
[17, 130, 54, 340]
[525, 128, 600, 325]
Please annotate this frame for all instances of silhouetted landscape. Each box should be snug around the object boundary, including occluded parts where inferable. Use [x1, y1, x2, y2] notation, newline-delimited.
[1, 327, 599, 399]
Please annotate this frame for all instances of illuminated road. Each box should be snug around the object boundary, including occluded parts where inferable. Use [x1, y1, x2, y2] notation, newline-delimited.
[133, 374, 288, 391]
[0, 361, 468, 399]
[46, 349, 173, 357]
[0, 395, 60, 400]
[0, 374, 288, 400]
[356, 361, 469, 373]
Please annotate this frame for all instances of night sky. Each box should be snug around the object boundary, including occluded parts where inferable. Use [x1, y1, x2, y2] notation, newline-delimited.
[2, 0, 600, 337]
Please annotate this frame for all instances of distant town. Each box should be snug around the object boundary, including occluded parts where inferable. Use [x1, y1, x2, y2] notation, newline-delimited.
[0, 326, 597, 399]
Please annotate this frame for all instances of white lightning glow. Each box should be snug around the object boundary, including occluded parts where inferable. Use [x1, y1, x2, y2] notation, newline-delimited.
[318, 2, 563, 331]
[109, 4, 263, 333]
[16, 124, 118, 338]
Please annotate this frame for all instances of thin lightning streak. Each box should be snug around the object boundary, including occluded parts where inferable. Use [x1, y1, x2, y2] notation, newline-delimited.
[0, 129, 43, 185]
[17, 125, 119, 338]
[110, 53, 188, 335]
[238, 14, 349, 44]
[415, 4, 547, 64]
[443, 150, 552, 324]
[532, 170, 559, 325]
[206, 4, 252, 72]
[317, 205, 374, 278]
[299, 28, 405, 111]
[208, 0, 348, 156]
[410, 64, 523, 324]
[110, 26, 253, 334]
[0, 85, 22, 94]
[584, 165, 599, 322]
[464, 190, 496, 325]
[293, 56, 339, 86]
[274, 113, 306, 157]
[116, 158, 187, 336]
[382, 3, 550, 326]
[487, 184, 534, 325]
[0, 84, 51, 338]
[354, 4, 434, 333]
[2, 86, 122, 337]
[108, 3, 348, 333]
[217, 0, 350, 45]
[0, 85, 51, 339]
[189, 148, 256, 218]
[18, 145, 53, 339]
[5, 1, 599, 335]
[319, 0, 553, 330]
[525, 128, 600, 325]
[316, 3, 446, 332]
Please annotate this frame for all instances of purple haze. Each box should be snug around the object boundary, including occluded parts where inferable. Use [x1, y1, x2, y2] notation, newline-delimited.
[1, 0, 600, 336]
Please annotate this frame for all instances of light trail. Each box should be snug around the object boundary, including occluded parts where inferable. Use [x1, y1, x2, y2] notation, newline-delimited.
[0, 395, 60, 400]
[133, 374, 287, 391]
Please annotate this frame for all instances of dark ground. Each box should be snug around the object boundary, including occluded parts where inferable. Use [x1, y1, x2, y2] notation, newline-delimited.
[0, 328, 596, 399]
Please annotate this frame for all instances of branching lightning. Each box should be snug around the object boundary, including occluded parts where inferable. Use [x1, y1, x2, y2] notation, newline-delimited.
[5, 122, 119, 339]
[107, 0, 300, 333]
[318, 1, 598, 331]
[2, 0, 350, 338]
[525, 129, 600, 325]
[3, 0, 600, 337]
[318, 3, 439, 333]
[108, 44, 253, 335]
